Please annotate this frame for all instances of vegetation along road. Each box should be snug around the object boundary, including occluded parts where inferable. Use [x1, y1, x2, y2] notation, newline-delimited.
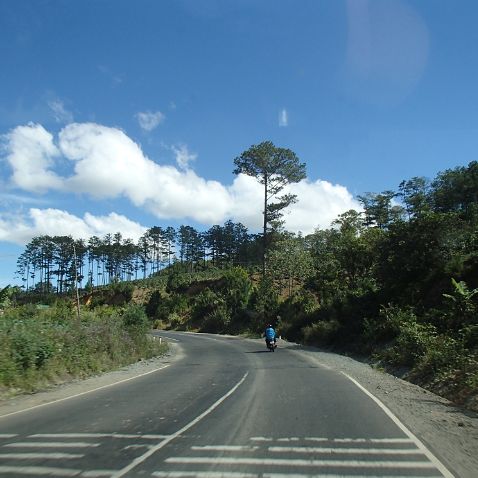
[0, 332, 461, 478]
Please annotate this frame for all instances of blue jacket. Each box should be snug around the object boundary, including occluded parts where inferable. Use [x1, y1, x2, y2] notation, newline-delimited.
[265, 327, 276, 340]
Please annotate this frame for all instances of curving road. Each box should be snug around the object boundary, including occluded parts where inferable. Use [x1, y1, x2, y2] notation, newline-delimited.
[0, 332, 454, 477]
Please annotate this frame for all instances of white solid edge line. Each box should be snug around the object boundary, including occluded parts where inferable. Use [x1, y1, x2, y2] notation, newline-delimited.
[110, 371, 249, 478]
[340, 372, 454, 478]
[0, 364, 170, 420]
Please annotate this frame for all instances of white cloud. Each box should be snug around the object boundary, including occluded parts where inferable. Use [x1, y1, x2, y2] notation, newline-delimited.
[279, 108, 288, 127]
[0, 208, 147, 245]
[1, 122, 361, 238]
[48, 99, 74, 123]
[286, 179, 361, 233]
[135, 111, 165, 131]
[228, 174, 264, 229]
[3, 123, 63, 192]
[55, 123, 231, 223]
[171, 144, 197, 170]
[228, 175, 361, 234]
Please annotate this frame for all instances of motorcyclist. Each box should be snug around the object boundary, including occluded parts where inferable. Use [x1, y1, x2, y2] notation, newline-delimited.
[264, 324, 276, 347]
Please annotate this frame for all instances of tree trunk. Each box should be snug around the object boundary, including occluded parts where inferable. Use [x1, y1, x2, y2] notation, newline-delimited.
[262, 174, 268, 277]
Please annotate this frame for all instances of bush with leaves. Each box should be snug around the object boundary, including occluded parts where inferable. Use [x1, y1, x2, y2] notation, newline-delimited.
[248, 276, 279, 332]
[110, 280, 135, 304]
[145, 290, 162, 319]
[363, 304, 410, 347]
[278, 289, 320, 341]
[201, 306, 231, 333]
[166, 273, 192, 293]
[122, 303, 150, 345]
[219, 267, 252, 317]
[191, 288, 228, 331]
[0, 302, 166, 393]
[0, 285, 12, 309]
[442, 278, 478, 331]
[375, 305, 437, 367]
[302, 320, 341, 346]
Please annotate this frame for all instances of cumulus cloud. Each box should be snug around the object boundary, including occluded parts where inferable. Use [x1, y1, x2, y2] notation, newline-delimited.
[135, 111, 165, 131]
[286, 179, 360, 233]
[1, 122, 361, 239]
[228, 175, 360, 234]
[171, 144, 197, 170]
[279, 108, 288, 127]
[0, 208, 147, 245]
[3, 123, 63, 192]
[48, 99, 74, 123]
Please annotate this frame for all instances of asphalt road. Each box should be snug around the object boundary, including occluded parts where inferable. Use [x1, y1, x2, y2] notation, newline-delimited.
[0, 332, 455, 477]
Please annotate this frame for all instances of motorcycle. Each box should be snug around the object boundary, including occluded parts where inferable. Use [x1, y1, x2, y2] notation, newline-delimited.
[266, 338, 277, 352]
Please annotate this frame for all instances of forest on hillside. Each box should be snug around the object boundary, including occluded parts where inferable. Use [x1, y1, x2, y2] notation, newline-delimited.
[15, 220, 260, 294]
[4, 159, 478, 409]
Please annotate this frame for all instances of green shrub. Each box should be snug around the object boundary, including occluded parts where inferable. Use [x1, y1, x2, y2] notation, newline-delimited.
[277, 290, 320, 342]
[461, 324, 478, 349]
[168, 312, 183, 329]
[249, 276, 279, 329]
[122, 304, 149, 334]
[377, 306, 437, 367]
[442, 278, 478, 331]
[110, 281, 134, 304]
[0, 301, 165, 394]
[201, 306, 231, 333]
[6, 317, 54, 372]
[168, 293, 189, 315]
[145, 290, 162, 318]
[220, 267, 252, 316]
[191, 288, 226, 324]
[362, 304, 409, 346]
[417, 335, 464, 375]
[166, 273, 191, 293]
[302, 320, 340, 346]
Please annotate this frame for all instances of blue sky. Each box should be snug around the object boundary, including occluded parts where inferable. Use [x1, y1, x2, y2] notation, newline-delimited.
[1, 0, 478, 287]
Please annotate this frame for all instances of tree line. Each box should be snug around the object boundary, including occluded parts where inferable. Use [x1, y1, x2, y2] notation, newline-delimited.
[15, 220, 262, 294]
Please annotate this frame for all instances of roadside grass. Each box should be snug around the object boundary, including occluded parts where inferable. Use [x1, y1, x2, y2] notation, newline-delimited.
[0, 302, 168, 397]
